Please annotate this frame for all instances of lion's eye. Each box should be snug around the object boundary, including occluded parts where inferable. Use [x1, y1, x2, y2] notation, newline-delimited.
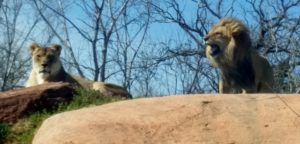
[215, 32, 222, 37]
[36, 55, 41, 58]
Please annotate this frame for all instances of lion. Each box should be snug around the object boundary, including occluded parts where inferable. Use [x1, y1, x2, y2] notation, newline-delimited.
[204, 18, 273, 93]
[26, 43, 131, 98]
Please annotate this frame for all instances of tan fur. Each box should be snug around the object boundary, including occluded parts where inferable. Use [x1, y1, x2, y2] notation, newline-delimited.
[204, 18, 273, 93]
[26, 43, 131, 98]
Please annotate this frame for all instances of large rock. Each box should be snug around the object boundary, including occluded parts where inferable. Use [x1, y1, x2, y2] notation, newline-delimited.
[0, 82, 74, 123]
[33, 94, 300, 144]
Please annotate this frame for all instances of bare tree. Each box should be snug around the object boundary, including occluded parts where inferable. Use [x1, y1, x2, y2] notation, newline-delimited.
[0, 0, 39, 91]
[111, 0, 151, 92]
[0, 0, 3, 9]
[245, 0, 300, 92]
[133, 46, 160, 96]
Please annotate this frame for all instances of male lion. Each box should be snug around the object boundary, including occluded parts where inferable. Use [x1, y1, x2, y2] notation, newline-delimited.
[204, 18, 273, 93]
[26, 43, 131, 98]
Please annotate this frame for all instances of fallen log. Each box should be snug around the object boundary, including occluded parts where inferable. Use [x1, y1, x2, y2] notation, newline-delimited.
[0, 82, 74, 123]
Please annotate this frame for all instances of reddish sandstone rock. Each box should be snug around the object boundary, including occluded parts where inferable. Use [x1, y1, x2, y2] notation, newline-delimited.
[0, 82, 74, 123]
[32, 94, 300, 144]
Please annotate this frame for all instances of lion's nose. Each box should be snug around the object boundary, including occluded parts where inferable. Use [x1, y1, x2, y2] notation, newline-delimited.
[203, 36, 210, 45]
[204, 35, 209, 41]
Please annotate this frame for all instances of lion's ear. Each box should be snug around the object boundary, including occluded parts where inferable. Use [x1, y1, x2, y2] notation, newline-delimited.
[231, 25, 242, 37]
[30, 43, 39, 54]
[232, 29, 248, 39]
[52, 44, 62, 55]
[232, 29, 252, 48]
[232, 31, 240, 37]
[231, 22, 249, 38]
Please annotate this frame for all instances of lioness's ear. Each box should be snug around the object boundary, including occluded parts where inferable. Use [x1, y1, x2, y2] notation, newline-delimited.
[30, 43, 39, 54]
[52, 44, 62, 55]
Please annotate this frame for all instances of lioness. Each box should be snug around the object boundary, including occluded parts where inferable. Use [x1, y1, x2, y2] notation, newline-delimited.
[204, 18, 273, 93]
[26, 43, 131, 98]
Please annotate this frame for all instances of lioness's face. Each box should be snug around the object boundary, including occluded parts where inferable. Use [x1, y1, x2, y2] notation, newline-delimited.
[30, 43, 62, 77]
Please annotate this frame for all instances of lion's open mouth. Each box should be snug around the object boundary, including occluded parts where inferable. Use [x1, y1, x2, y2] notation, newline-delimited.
[209, 44, 221, 56]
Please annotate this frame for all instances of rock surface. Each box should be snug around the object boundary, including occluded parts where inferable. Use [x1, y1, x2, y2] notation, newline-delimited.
[33, 94, 300, 144]
[0, 82, 73, 123]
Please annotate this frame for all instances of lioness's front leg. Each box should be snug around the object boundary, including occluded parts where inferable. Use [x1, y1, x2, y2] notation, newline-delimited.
[25, 71, 38, 87]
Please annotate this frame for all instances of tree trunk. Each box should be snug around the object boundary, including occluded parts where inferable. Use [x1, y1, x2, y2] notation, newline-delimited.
[100, 37, 109, 82]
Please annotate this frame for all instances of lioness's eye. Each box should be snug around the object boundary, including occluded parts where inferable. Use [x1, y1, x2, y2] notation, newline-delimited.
[48, 55, 55, 61]
[48, 55, 54, 59]
[36, 55, 41, 58]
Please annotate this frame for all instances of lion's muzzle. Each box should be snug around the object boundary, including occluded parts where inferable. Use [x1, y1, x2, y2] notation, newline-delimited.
[204, 35, 221, 57]
[205, 42, 221, 57]
[208, 44, 221, 56]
